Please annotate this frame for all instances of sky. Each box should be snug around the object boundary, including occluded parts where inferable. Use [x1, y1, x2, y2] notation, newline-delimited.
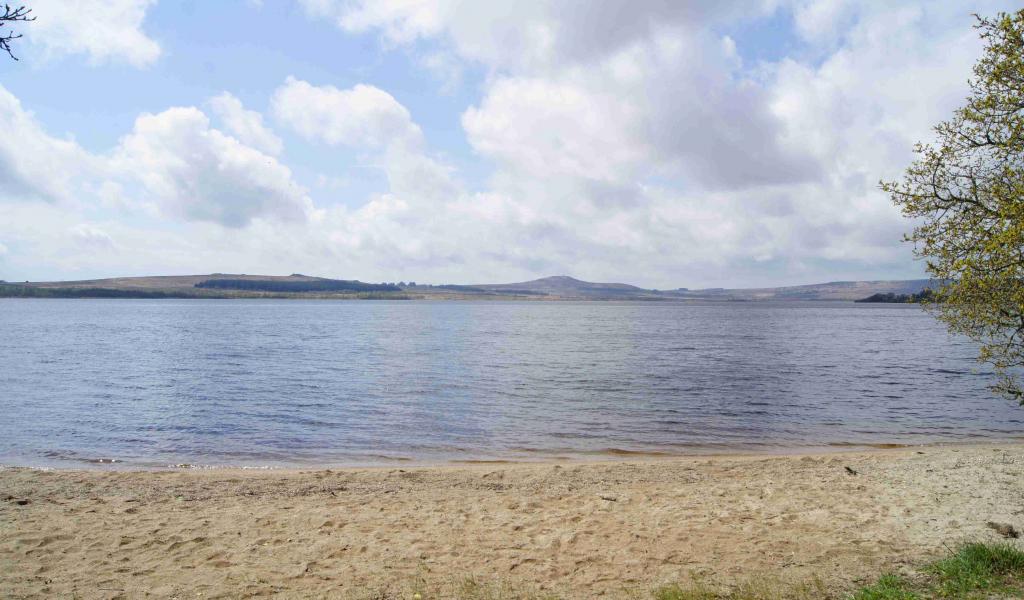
[0, 0, 1015, 288]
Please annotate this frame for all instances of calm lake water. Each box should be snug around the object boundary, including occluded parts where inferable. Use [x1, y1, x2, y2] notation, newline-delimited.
[1, 299, 1022, 468]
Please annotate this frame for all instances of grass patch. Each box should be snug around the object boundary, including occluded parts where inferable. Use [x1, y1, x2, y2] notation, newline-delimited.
[927, 541, 1024, 597]
[653, 576, 826, 599]
[453, 577, 563, 600]
[850, 574, 920, 600]
[354, 576, 565, 600]
[851, 541, 1024, 599]
[652, 580, 717, 600]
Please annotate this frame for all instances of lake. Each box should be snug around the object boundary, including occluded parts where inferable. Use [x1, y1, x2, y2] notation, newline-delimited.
[1, 299, 1021, 468]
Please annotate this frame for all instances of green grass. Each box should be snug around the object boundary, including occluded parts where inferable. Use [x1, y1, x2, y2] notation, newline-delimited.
[849, 574, 920, 600]
[927, 542, 1024, 597]
[452, 577, 563, 600]
[355, 576, 564, 600]
[652, 576, 827, 599]
[652, 580, 718, 600]
[851, 541, 1024, 600]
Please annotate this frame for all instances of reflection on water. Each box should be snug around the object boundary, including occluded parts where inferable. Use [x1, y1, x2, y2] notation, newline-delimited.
[0, 299, 1021, 467]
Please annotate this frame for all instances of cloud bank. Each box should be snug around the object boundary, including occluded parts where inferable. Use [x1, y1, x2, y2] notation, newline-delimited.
[0, 0, 1015, 287]
[26, 0, 161, 67]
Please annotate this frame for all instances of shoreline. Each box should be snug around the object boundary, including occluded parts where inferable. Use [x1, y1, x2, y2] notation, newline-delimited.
[5, 437, 1023, 473]
[4, 442, 1024, 598]
[0, 295, 874, 302]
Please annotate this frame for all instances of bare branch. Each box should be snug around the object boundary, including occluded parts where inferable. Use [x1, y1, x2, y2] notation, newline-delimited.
[0, 4, 34, 61]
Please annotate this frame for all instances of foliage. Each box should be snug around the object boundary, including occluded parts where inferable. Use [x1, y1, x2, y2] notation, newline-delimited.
[0, 4, 33, 60]
[435, 284, 549, 296]
[437, 284, 491, 293]
[0, 283, 412, 299]
[195, 277, 402, 293]
[856, 290, 937, 304]
[882, 11, 1024, 402]
[0, 285, 198, 299]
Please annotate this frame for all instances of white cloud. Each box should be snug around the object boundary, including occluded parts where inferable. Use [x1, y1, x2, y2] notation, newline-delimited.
[111, 107, 312, 227]
[462, 77, 643, 183]
[0, 85, 97, 203]
[270, 77, 458, 206]
[209, 93, 283, 156]
[70, 224, 116, 249]
[310, 1, 782, 71]
[301, 0, 446, 45]
[792, 0, 856, 46]
[0, 83, 312, 229]
[307, 2, 817, 193]
[277, 0, 1014, 287]
[455, 11, 819, 191]
[26, 0, 161, 67]
[5, 0, 1020, 287]
[271, 77, 422, 149]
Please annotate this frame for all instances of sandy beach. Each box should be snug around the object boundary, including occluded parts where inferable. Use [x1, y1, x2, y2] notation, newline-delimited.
[2, 444, 1023, 599]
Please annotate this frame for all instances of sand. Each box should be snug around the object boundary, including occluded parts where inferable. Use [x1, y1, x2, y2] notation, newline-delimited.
[2, 444, 1024, 599]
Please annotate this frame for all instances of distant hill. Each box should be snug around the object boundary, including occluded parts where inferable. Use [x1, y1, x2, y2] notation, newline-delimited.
[671, 279, 935, 302]
[0, 273, 938, 301]
[20, 273, 324, 291]
[469, 275, 658, 299]
[455, 275, 935, 301]
[0, 274, 410, 299]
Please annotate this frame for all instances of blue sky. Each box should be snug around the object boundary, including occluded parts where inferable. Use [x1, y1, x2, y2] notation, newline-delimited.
[4, 1, 485, 208]
[0, 1, 1014, 287]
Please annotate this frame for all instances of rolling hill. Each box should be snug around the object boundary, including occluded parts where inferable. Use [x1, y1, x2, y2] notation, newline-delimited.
[0, 273, 937, 301]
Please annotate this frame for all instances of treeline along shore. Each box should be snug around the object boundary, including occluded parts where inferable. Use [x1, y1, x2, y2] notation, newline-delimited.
[0, 283, 412, 300]
[0, 274, 940, 302]
[855, 288, 938, 304]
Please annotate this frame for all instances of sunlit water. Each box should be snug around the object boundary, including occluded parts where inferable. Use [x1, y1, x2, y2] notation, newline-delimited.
[1, 299, 1021, 468]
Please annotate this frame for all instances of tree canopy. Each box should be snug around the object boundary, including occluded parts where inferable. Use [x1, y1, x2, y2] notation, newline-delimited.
[883, 11, 1024, 402]
[194, 278, 402, 293]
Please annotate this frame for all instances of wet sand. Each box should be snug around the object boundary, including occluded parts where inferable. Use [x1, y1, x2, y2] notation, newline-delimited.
[2, 444, 1024, 598]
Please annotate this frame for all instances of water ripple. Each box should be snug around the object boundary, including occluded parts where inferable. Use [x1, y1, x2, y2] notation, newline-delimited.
[0, 299, 1021, 467]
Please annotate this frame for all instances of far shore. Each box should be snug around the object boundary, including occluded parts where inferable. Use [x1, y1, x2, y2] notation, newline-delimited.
[0, 273, 937, 302]
[4, 443, 1024, 598]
